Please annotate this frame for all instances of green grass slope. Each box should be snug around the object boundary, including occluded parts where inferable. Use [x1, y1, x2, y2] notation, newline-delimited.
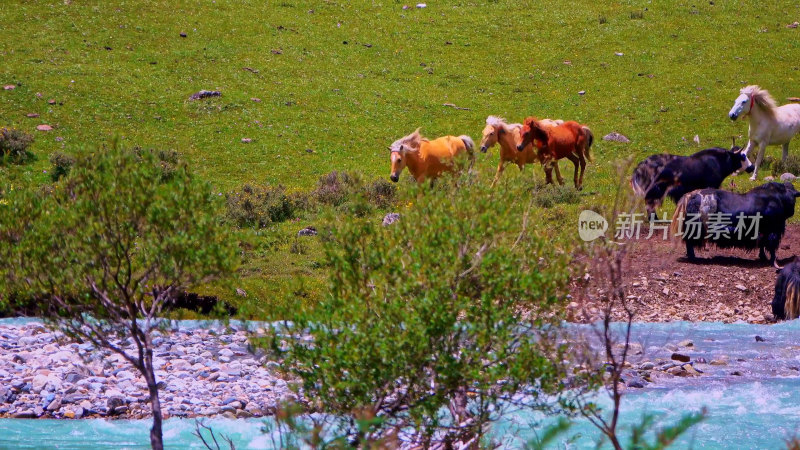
[2, 0, 800, 314]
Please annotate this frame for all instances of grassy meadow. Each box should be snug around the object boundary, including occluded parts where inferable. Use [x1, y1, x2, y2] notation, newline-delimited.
[2, 0, 800, 315]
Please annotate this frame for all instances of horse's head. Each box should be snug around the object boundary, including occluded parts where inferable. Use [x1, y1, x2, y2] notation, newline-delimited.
[480, 123, 499, 153]
[729, 92, 754, 121]
[517, 117, 546, 151]
[389, 145, 407, 182]
[388, 128, 422, 182]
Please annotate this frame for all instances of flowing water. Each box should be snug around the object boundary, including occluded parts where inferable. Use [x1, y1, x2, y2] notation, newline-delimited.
[2, 320, 799, 448]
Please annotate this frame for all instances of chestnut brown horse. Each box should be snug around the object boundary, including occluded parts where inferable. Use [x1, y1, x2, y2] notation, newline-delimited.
[479, 116, 565, 187]
[389, 128, 475, 183]
[517, 117, 593, 190]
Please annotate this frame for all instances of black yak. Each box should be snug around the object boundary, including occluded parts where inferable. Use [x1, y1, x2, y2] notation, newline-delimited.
[670, 182, 800, 266]
[773, 260, 800, 320]
[631, 153, 679, 196]
[642, 146, 753, 216]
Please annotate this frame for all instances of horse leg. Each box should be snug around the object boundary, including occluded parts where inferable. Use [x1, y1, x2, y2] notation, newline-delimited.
[491, 160, 507, 188]
[750, 141, 768, 181]
[553, 161, 564, 185]
[783, 143, 790, 162]
[566, 153, 580, 189]
[577, 150, 587, 190]
[542, 162, 554, 185]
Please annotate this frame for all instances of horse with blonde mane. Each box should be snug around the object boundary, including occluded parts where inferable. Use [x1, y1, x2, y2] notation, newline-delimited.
[388, 128, 475, 183]
[517, 117, 594, 190]
[479, 116, 565, 187]
[728, 85, 800, 180]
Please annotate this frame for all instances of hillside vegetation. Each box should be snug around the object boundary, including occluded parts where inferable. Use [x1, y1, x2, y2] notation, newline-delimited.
[2, 0, 800, 313]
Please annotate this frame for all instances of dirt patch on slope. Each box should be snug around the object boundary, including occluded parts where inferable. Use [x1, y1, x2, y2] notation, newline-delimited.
[569, 224, 800, 324]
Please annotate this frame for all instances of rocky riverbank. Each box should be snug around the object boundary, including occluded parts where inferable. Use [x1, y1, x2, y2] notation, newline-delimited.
[0, 321, 295, 420]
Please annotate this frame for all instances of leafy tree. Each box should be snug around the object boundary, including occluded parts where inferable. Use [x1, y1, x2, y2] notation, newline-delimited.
[262, 173, 575, 447]
[0, 146, 238, 449]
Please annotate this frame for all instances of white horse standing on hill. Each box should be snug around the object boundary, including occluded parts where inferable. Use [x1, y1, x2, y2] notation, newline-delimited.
[728, 85, 800, 180]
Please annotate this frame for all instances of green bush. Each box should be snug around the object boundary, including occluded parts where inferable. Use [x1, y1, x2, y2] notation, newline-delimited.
[262, 173, 574, 447]
[312, 171, 397, 214]
[132, 147, 181, 181]
[48, 151, 76, 181]
[225, 183, 295, 228]
[771, 155, 800, 177]
[312, 170, 358, 207]
[0, 127, 34, 164]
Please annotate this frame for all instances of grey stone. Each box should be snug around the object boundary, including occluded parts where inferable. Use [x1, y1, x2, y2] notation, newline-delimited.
[13, 410, 36, 418]
[64, 373, 84, 384]
[780, 173, 797, 182]
[188, 90, 221, 101]
[382, 213, 400, 226]
[297, 226, 317, 236]
[602, 132, 630, 143]
[107, 396, 125, 410]
[47, 398, 62, 412]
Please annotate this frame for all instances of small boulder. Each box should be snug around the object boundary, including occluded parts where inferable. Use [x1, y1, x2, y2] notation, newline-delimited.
[188, 90, 221, 101]
[677, 339, 693, 348]
[297, 226, 317, 236]
[755, 335, 766, 342]
[36, 124, 53, 131]
[603, 132, 630, 143]
[382, 213, 400, 226]
[671, 353, 690, 363]
[780, 173, 797, 182]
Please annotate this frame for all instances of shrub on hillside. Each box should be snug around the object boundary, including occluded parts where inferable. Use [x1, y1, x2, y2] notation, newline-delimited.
[313, 171, 397, 212]
[49, 151, 76, 181]
[312, 170, 358, 207]
[771, 155, 800, 177]
[133, 147, 181, 181]
[262, 172, 575, 447]
[0, 128, 34, 164]
[225, 184, 295, 228]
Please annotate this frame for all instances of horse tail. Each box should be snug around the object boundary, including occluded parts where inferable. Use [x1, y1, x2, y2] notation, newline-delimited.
[670, 192, 691, 242]
[459, 135, 475, 155]
[631, 164, 649, 197]
[581, 126, 594, 162]
[785, 278, 800, 320]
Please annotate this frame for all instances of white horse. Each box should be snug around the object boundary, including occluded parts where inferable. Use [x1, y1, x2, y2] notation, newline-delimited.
[728, 85, 800, 180]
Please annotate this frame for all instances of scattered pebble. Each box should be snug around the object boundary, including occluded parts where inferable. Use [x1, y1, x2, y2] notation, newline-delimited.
[36, 125, 53, 132]
[26, 113, 40, 118]
[241, 138, 252, 143]
[3, 85, 16, 90]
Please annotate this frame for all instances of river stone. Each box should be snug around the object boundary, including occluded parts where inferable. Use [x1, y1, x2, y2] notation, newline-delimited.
[107, 395, 125, 410]
[677, 340, 693, 347]
[64, 372, 85, 384]
[235, 409, 252, 418]
[671, 353, 690, 363]
[13, 410, 36, 418]
[244, 403, 263, 416]
[47, 398, 62, 412]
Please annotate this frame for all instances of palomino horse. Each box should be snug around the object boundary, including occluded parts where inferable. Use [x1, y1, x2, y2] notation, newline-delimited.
[517, 117, 593, 190]
[389, 128, 475, 183]
[479, 116, 565, 187]
[729, 85, 800, 180]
